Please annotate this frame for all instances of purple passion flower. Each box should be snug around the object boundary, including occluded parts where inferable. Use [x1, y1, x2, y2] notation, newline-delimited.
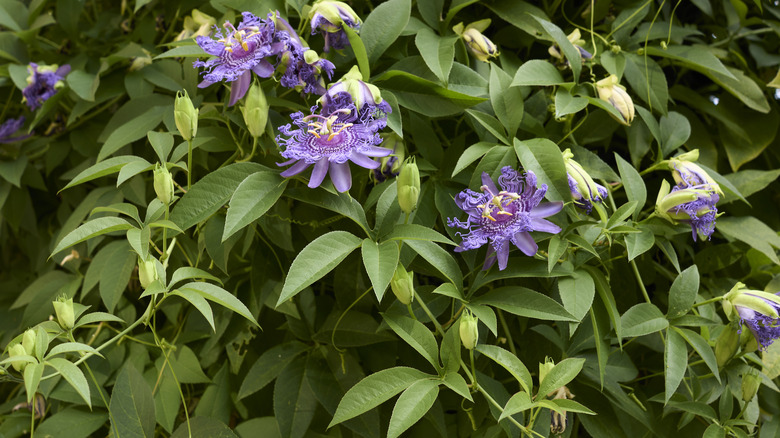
[0, 117, 30, 143]
[319, 66, 391, 130]
[724, 283, 780, 350]
[447, 167, 564, 271]
[656, 180, 719, 241]
[276, 101, 392, 192]
[308, 0, 362, 52]
[23, 63, 70, 110]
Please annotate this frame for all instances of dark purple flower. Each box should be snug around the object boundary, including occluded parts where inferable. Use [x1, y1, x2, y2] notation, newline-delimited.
[447, 167, 564, 271]
[308, 0, 362, 52]
[725, 284, 780, 351]
[0, 117, 30, 143]
[276, 99, 392, 192]
[23, 63, 70, 110]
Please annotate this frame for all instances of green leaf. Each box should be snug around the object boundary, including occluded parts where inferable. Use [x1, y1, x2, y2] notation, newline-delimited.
[239, 341, 309, 399]
[98, 105, 167, 161]
[75, 312, 125, 328]
[62, 156, 148, 191]
[361, 0, 411, 64]
[383, 224, 455, 245]
[172, 288, 215, 331]
[376, 70, 487, 117]
[644, 45, 735, 79]
[329, 367, 431, 427]
[667, 265, 699, 318]
[475, 344, 533, 394]
[23, 362, 43, 403]
[471, 287, 577, 322]
[703, 66, 770, 114]
[625, 226, 654, 261]
[664, 327, 687, 403]
[154, 43, 208, 59]
[442, 372, 472, 401]
[621, 303, 668, 337]
[178, 282, 258, 326]
[659, 112, 691, 157]
[614, 153, 646, 220]
[286, 187, 371, 237]
[452, 143, 496, 177]
[544, 399, 596, 415]
[169, 267, 222, 288]
[387, 379, 439, 438]
[466, 109, 509, 144]
[498, 391, 533, 421]
[342, 25, 369, 80]
[35, 408, 107, 438]
[415, 27, 456, 84]
[99, 242, 136, 312]
[554, 88, 588, 118]
[223, 172, 287, 242]
[537, 357, 586, 400]
[278, 231, 362, 305]
[273, 356, 317, 438]
[47, 342, 102, 359]
[125, 226, 149, 260]
[723, 169, 780, 203]
[514, 138, 569, 202]
[674, 327, 720, 383]
[148, 131, 174, 163]
[558, 269, 595, 322]
[404, 239, 463, 289]
[606, 201, 638, 229]
[530, 16, 581, 80]
[361, 240, 400, 302]
[490, 65, 524, 139]
[47, 358, 91, 408]
[623, 54, 668, 114]
[583, 265, 623, 343]
[169, 163, 265, 231]
[382, 313, 440, 371]
[511, 60, 566, 86]
[717, 216, 780, 264]
[171, 417, 238, 438]
[51, 217, 134, 256]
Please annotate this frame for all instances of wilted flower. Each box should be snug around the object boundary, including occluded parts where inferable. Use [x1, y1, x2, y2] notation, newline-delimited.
[371, 133, 404, 183]
[175, 9, 217, 41]
[548, 29, 593, 61]
[0, 117, 31, 144]
[447, 167, 563, 271]
[397, 158, 420, 214]
[596, 75, 634, 125]
[562, 149, 607, 214]
[722, 283, 780, 351]
[174, 90, 199, 141]
[668, 150, 724, 196]
[459, 311, 479, 350]
[52, 296, 75, 330]
[23, 63, 70, 110]
[550, 386, 575, 434]
[390, 264, 414, 305]
[309, 0, 362, 52]
[655, 179, 719, 241]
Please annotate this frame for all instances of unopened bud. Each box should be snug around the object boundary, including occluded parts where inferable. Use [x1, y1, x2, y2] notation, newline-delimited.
[397, 158, 420, 214]
[174, 90, 198, 141]
[153, 163, 174, 205]
[52, 296, 75, 330]
[9, 344, 28, 372]
[138, 257, 158, 289]
[372, 134, 404, 183]
[242, 82, 269, 138]
[741, 368, 762, 402]
[539, 357, 556, 389]
[459, 311, 479, 350]
[715, 324, 740, 368]
[309, 0, 361, 33]
[668, 151, 723, 196]
[390, 264, 414, 305]
[462, 28, 499, 63]
[21, 329, 36, 356]
[596, 75, 634, 125]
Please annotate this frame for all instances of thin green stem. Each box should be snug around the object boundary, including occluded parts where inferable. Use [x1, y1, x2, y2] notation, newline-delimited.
[416, 297, 444, 336]
[186, 139, 193, 190]
[162, 204, 169, 259]
[238, 136, 259, 162]
[606, 0, 653, 39]
[691, 296, 724, 308]
[497, 309, 517, 356]
[332, 287, 372, 353]
[630, 259, 652, 304]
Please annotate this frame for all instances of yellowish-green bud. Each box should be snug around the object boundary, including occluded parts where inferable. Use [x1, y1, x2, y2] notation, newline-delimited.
[596, 75, 634, 125]
[741, 368, 762, 402]
[308, 0, 362, 33]
[668, 152, 724, 196]
[9, 344, 28, 372]
[174, 90, 198, 141]
[459, 312, 479, 350]
[175, 9, 217, 41]
[22, 329, 36, 356]
[153, 163, 174, 205]
[242, 82, 269, 138]
[461, 27, 499, 63]
[715, 324, 740, 368]
[390, 264, 414, 305]
[539, 357, 556, 389]
[138, 257, 158, 289]
[52, 296, 75, 330]
[397, 158, 420, 214]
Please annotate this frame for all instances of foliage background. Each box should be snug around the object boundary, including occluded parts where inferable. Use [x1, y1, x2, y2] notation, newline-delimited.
[1, 0, 780, 437]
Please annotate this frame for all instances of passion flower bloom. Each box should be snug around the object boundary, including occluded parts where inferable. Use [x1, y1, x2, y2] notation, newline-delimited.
[23, 63, 70, 110]
[309, 0, 362, 52]
[656, 180, 719, 241]
[0, 117, 31, 143]
[319, 66, 391, 128]
[447, 167, 564, 271]
[276, 100, 392, 192]
[723, 283, 780, 351]
[278, 47, 335, 95]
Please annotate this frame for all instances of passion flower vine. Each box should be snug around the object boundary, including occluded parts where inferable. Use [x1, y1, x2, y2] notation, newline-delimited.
[23, 63, 70, 110]
[447, 167, 563, 271]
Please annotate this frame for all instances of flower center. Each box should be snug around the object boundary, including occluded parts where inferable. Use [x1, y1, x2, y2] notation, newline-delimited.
[304, 109, 353, 142]
[477, 188, 521, 223]
[220, 24, 263, 53]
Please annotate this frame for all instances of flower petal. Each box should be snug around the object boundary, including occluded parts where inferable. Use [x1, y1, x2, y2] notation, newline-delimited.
[361, 146, 393, 157]
[496, 242, 510, 271]
[481, 172, 499, 195]
[530, 218, 561, 234]
[512, 231, 538, 256]
[280, 160, 311, 177]
[530, 201, 564, 218]
[308, 158, 330, 188]
[229, 71, 252, 106]
[329, 161, 352, 192]
[349, 152, 380, 169]
[482, 246, 497, 270]
[251, 60, 274, 78]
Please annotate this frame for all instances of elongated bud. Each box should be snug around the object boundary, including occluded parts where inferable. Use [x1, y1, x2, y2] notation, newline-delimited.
[461, 28, 499, 63]
[52, 296, 75, 330]
[741, 368, 762, 402]
[175, 90, 198, 140]
[372, 134, 404, 183]
[390, 264, 414, 305]
[562, 148, 607, 213]
[309, 0, 361, 33]
[242, 82, 269, 138]
[397, 158, 420, 214]
[138, 257, 158, 289]
[539, 357, 555, 389]
[459, 311, 479, 350]
[153, 163, 174, 205]
[321, 65, 384, 110]
[668, 151, 724, 196]
[22, 329, 36, 356]
[715, 324, 740, 367]
[596, 75, 634, 125]
[9, 344, 28, 372]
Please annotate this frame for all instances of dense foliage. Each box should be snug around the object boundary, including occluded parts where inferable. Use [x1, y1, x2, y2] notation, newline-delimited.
[1, 0, 780, 437]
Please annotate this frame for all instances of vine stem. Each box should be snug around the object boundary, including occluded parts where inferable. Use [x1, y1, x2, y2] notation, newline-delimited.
[186, 138, 193, 190]
[331, 286, 372, 353]
[691, 296, 725, 308]
[630, 259, 652, 304]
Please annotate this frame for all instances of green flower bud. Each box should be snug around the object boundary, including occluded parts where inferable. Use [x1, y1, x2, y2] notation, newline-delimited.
[459, 311, 479, 350]
[242, 82, 269, 138]
[741, 368, 762, 402]
[138, 257, 158, 289]
[539, 357, 555, 389]
[22, 329, 36, 356]
[174, 90, 198, 141]
[371, 134, 405, 183]
[308, 0, 361, 33]
[668, 151, 724, 196]
[175, 9, 217, 41]
[715, 324, 740, 368]
[52, 296, 75, 330]
[9, 343, 28, 372]
[153, 163, 174, 205]
[390, 264, 414, 305]
[397, 158, 420, 215]
[596, 75, 634, 125]
[461, 28, 499, 63]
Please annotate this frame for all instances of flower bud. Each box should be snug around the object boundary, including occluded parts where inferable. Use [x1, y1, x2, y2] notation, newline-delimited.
[715, 324, 740, 368]
[153, 163, 174, 205]
[9, 344, 28, 372]
[668, 152, 724, 196]
[372, 134, 404, 183]
[655, 179, 720, 241]
[22, 329, 36, 356]
[549, 29, 592, 61]
[459, 312, 479, 350]
[741, 368, 762, 402]
[52, 296, 75, 330]
[596, 75, 634, 125]
[138, 257, 158, 289]
[539, 357, 556, 388]
[321, 65, 384, 111]
[175, 9, 216, 41]
[390, 264, 414, 305]
[174, 90, 198, 141]
[461, 28, 499, 63]
[562, 148, 607, 213]
[397, 158, 420, 214]
[242, 82, 269, 138]
[309, 0, 361, 33]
